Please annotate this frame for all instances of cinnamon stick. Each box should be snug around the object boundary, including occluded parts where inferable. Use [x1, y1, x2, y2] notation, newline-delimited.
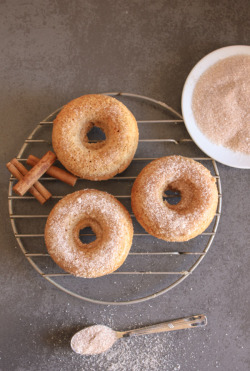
[6, 162, 46, 204]
[11, 158, 51, 201]
[27, 155, 77, 187]
[13, 151, 56, 196]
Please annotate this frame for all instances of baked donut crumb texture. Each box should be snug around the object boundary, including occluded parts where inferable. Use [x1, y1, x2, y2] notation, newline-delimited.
[45, 189, 133, 278]
[52, 94, 139, 180]
[131, 156, 218, 242]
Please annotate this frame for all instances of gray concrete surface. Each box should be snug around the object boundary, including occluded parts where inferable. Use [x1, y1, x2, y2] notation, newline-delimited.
[1, 1, 250, 370]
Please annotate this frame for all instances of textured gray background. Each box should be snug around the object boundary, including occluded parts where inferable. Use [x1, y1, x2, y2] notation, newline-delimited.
[1, 1, 250, 370]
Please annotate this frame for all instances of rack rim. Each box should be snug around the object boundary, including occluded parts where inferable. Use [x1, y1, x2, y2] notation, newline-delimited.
[8, 92, 222, 305]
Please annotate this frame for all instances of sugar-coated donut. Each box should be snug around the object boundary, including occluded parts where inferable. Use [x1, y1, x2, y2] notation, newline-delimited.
[52, 94, 139, 180]
[131, 156, 218, 242]
[45, 190, 133, 278]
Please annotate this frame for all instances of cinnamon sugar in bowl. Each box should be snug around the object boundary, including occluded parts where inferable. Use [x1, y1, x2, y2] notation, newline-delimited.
[182, 45, 250, 169]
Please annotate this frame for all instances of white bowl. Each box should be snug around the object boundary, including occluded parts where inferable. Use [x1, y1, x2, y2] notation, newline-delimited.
[181, 45, 250, 169]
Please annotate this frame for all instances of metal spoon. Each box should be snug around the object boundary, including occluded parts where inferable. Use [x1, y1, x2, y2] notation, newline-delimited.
[71, 314, 207, 355]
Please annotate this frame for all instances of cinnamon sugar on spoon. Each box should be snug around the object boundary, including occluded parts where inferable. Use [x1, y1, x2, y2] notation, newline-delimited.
[192, 55, 250, 155]
[71, 325, 117, 355]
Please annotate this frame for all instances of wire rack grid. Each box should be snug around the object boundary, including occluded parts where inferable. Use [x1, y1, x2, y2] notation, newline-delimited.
[8, 92, 222, 305]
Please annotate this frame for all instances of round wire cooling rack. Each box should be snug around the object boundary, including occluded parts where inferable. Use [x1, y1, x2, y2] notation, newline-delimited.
[8, 92, 222, 305]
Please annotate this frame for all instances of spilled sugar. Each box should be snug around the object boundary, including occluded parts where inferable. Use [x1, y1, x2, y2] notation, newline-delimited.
[76, 331, 183, 371]
[66, 308, 201, 370]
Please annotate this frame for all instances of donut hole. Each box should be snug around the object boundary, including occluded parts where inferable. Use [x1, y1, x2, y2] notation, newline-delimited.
[81, 122, 107, 150]
[74, 219, 102, 248]
[79, 226, 97, 244]
[87, 124, 106, 143]
[163, 189, 181, 205]
[163, 180, 200, 214]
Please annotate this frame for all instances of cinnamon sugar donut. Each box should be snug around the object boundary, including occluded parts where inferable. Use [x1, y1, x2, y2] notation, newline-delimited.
[45, 190, 133, 278]
[52, 94, 139, 180]
[131, 156, 218, 242]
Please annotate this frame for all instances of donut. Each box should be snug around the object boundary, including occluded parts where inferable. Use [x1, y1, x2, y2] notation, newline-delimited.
[52, 94, 139, 180]
[45, 189, 133, 278]
[131, 156, 218, 242]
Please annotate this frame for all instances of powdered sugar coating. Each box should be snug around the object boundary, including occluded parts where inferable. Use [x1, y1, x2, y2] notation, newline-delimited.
[52, 94, 139, 180]
[71, 325, 117, 355]
[45, 190, 133, 278]
[192, 55, 250, 154]
[131, 156, 218, 242]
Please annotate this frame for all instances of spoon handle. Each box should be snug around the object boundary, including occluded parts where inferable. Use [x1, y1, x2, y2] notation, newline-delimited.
[122, 314, 207, 337]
